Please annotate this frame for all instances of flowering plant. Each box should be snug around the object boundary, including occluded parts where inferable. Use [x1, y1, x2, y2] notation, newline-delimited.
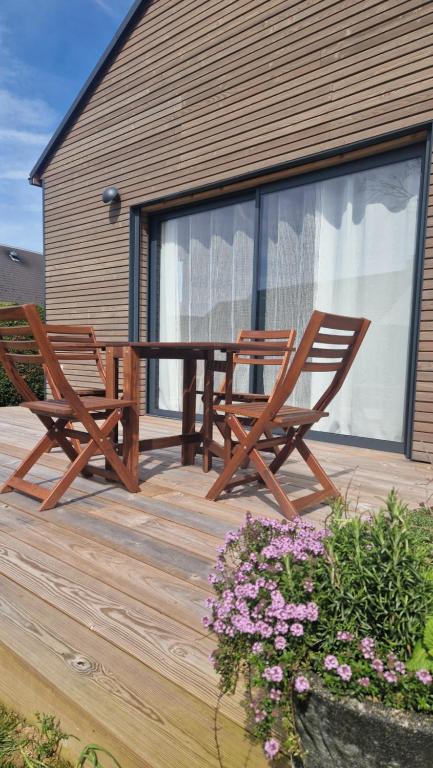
[205, 492, 433, 763]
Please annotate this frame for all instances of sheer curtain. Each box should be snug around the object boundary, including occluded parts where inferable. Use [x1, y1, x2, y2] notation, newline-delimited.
[158, 200, 255, 411]
[259, 157, 422, 443]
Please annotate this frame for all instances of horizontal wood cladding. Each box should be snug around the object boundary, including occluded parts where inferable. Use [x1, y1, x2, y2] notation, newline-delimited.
[41, 0, 433, 456]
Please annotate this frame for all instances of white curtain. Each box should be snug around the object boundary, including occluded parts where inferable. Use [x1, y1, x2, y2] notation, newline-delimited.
[158, 200, 255, 411]
[260, 157, 422, 443]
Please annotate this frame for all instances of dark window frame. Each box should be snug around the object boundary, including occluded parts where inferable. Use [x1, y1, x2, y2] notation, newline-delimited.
[143, 139, 430, 456]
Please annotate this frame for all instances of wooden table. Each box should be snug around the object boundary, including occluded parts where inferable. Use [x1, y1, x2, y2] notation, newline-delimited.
[102, 341, 290, 488]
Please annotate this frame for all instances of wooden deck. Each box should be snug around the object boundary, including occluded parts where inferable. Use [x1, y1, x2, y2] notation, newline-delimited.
[0, 406, 432, 767]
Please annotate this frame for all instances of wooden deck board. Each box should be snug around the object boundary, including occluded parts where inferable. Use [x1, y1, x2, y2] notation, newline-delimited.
[0, 406, 432, 766]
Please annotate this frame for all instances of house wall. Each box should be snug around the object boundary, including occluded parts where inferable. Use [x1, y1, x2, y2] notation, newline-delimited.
[40, 0, 433, 457]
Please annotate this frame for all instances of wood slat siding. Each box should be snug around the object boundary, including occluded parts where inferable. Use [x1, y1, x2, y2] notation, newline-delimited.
[41, 0, 433, 455]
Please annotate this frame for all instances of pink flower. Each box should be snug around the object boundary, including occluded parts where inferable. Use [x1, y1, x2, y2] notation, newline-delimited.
[324, 654, 339, 671]
[337, 664, 352, 681]
[270, 688, 281, 701]
[395, 661, 406, 675]
[252, 642, 263, 654]
[306, 602, 319, 622]
[294, 675, 310, 693]
[371, 659, 384, 674]
[360, 637, 375, 660]
[384, 670, 397, 684]
[304, 578, 314, 593]
[337, 631, 354, 642]
[274, 636, 286, 651]
[290, 622, 304, 637]
[357, 677, 370, 687]
[264, 738, 280, 759]
[416, 669, 433, 685]
[263, 665, 283, 683]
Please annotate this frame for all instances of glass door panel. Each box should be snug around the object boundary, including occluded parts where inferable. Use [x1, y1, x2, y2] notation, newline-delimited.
[259, 157, 422, 443]
[157, 199, 256, 411]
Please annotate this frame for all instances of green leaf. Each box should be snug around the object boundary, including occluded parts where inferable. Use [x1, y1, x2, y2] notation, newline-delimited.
[407, 640, 430, 672]
[424, 616, 433, 652]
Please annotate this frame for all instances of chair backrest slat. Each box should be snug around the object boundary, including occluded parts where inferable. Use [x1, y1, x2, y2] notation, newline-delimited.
[5, 353, 44, 364]
[303, 362, 341, 372]
[218, 328, 296, 397]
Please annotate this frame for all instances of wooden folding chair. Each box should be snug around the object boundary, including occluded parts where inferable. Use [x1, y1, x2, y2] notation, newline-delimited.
[0, 304, 139, 510]
[207, 328, 296, 465]
[215, 328, 296, 404]
[206, 310, 370, 519]
[43, 324, 108, 453]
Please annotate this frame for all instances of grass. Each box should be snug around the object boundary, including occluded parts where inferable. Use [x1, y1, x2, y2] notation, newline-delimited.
[0, 705, 121, 768]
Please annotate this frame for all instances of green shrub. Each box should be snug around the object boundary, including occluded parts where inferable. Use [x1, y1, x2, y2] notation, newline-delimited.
[0, 301, 45, 406]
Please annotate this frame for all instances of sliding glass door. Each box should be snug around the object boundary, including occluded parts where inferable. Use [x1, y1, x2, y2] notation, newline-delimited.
[151, 146, 423, 449]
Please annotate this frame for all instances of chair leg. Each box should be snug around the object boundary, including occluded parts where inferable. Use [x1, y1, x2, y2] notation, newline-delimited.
[40, 435, 99, 511]
[227, 416, 298, 519]
[267, 427, 297, 475]
[295, 437, 340, 498]
[247, 445, 298, 519]
[40, 409, 138, 510]
[206, 433, 250, 501]
[81, 408, 140, 493]
[207, 417, 340, 519]
[1, 431, 56, 494]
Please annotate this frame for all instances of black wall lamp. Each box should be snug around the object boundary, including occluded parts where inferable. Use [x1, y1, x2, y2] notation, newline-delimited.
[101, 186, 120, 204]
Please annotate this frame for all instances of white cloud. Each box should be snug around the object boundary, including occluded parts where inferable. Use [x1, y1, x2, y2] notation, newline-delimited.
[92, 0, 121, 20]
[0, 89, 57, 129]
[0, 128, 52, 146]
[0, 169, 29, 180]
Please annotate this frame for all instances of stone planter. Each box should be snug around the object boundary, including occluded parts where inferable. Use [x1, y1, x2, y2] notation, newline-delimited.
[294, 676, 433, 768]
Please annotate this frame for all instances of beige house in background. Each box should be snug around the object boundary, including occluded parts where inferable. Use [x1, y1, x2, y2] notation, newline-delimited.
[0, 244, 43, 305]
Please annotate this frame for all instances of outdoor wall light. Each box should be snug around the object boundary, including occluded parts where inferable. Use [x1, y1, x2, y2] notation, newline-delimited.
[102, 186, 120, 204]
[8, 250, 20, 263]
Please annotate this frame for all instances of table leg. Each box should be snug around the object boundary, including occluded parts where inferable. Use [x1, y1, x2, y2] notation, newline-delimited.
[122, 346, 140, 488]
[202, 350, 214, 472]
[105, 346, 119, 448]
[223, 352, 234, 466]
[181, 357, 197, 465]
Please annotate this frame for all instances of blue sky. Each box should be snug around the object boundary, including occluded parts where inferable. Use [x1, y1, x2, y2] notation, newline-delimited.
[0, 0, 134, 252]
